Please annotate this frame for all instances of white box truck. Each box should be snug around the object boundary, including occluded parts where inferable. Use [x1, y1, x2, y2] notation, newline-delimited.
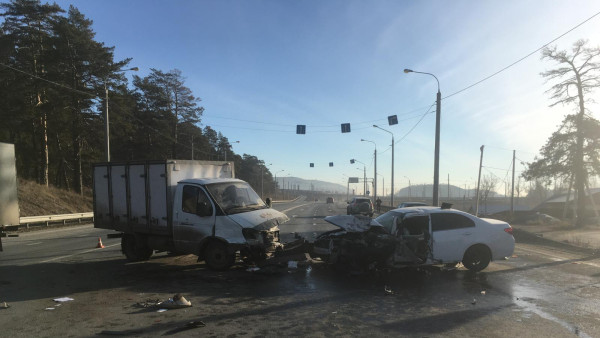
[93, 160, 292, 270]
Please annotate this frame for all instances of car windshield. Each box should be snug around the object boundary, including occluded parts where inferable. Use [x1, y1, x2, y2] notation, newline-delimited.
[205, 181, 267, 214]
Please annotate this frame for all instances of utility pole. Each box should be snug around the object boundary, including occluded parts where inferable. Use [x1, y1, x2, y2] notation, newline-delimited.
[475, 145, 484, 216]
[511, 150, 515, 219]
[448, 173, 450, 199]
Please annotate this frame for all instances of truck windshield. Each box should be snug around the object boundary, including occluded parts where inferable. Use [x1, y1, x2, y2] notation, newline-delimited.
[205, 181, 267, 214]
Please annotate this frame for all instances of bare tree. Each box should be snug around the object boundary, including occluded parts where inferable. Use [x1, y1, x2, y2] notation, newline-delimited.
[531, 40, 600, 226]
[480, 174, 499, 214]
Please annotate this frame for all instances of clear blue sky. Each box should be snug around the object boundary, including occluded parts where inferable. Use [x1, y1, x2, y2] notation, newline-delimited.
[50, 0, 600, 195]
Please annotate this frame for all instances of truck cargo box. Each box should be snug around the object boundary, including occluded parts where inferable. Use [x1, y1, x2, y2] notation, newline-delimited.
[93, 160, 234, 235]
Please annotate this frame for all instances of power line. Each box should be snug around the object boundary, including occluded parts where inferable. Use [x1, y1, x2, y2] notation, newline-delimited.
[0, 61, 97, 98]
[443, 10, 600, 100]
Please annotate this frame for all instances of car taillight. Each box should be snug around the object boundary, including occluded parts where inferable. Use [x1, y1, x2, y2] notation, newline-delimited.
[504, 227, 513, 236]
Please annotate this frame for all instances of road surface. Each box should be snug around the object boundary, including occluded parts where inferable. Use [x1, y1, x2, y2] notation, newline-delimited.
[1, 197, 599, 337]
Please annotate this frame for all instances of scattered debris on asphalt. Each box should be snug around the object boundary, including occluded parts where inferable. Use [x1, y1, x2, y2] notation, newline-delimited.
[471, 298, 477, 305]
[481, 290, 486, 295]
[0, 301, 9, 309]
[163, 321, 206, 335]
[158, 294, 192, 309]
[384, 285, 394, 295]
[53, 297, 74, 302]
[99, 329, 144, 336]
[136, 299, 161, 308]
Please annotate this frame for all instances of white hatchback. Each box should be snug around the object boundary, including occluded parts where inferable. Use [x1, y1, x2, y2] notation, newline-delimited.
[314, 206, 515, 272]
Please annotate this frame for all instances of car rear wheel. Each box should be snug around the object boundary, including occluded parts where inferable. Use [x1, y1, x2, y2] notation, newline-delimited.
[204, 241, 235, 270]
[462, 245, 491, 272]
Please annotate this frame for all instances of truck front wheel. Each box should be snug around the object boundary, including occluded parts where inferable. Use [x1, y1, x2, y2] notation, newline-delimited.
[121, 234, 153, 262]
[204, 241, 234, 270]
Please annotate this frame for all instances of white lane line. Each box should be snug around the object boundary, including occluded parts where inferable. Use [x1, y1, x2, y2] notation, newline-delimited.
[280, 203, 315, 214]
[26, 242, 43, 246]
[40, 243, 120, 263]
[517, 245, 600, 268]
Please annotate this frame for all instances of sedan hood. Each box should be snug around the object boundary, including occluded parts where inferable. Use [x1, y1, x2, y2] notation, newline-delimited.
[228, 208, 289, 231]
[324, 215, 382, 232]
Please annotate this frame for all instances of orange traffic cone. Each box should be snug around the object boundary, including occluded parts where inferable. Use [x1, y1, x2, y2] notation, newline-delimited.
[96, 237, 105, 249]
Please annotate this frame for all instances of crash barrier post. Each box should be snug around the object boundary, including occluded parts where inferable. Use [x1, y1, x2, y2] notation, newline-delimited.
[19, 212, 94, 229]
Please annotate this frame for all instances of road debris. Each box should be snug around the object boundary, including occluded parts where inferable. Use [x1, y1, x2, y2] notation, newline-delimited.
[53, 297, 74, 302]
[157, 294, 192, 309]
[471, 298, 477, 305]
[0, 301, 9, 309]
[384, 285, 394, 295]
[288, 261, 298, 269]
[99, 329, 144, 336]
[246, 267, 260, 272]
[163, 321, 206, 335]
[481, 290, 486, 295]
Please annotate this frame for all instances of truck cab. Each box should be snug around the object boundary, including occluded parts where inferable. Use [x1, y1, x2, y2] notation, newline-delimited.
[172, 178, 288, 269]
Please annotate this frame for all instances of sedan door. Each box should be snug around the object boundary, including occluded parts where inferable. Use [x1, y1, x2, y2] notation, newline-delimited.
[430, 212, 477, 262]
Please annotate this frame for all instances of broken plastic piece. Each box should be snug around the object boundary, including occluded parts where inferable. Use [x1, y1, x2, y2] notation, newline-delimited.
[157, 294, 192, 309]
[0, 302, 9, 309]
[53, 297, 74, 302]
[157, 309, 167, 313]
[384, 286, 394, 295]
[471, 298, 477, 305]
[481, 290, 486, 295]
[246, 267, 260, 272]
[288, 261, 298, 269]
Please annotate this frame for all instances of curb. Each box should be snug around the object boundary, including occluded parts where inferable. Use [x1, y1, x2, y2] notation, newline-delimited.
[513, 228, 599, 255]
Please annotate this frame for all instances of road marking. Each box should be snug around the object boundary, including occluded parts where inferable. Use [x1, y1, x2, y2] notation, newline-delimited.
[40, 243, 120, 263]
[517, 245, 600, 268]
[280, 203, 315, 214]
[26, 242, 43, 246]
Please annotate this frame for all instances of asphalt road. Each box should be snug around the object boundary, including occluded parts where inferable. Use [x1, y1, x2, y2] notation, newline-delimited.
[1, 197, 599, 337]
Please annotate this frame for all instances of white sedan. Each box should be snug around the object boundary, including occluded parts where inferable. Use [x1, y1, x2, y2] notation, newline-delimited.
[314, 206, 515, 272]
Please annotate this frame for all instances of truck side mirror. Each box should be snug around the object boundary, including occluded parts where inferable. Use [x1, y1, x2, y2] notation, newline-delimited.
[265, 197, 272, 208]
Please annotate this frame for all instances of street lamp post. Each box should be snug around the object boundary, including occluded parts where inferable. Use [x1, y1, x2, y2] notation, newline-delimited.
[373, 125, 394, 207]
[404, 175, 412, 201]
[354, 167, 366, 195]
[404, 68, 441, 206]
[351, 159, 367, 196]
[361, 139, 377, 203]
[274, 169, 284, 199]
[224, 140, 240, 162]
[105, 67, 139, 162]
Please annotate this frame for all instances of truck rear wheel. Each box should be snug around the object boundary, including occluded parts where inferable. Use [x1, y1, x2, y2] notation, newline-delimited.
[121, 234, 153, 262]
[204, 241, 234, 270]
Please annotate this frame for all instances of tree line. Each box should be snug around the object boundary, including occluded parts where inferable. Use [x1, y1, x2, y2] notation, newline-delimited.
[0, 0, 277, 196]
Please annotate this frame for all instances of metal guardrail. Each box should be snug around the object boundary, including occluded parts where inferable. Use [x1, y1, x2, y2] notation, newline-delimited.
[19, 212, 94, 229]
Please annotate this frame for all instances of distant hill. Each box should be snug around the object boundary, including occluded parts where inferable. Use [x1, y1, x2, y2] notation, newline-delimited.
[276, 177, 346, 194]
[396, 184, 499, 198]
[275, 178, 502, 198]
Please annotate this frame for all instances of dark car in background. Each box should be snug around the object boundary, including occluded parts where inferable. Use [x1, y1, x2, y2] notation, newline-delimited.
[326, 197, 334, 204]
[397, 202, 428, 208]
[347, 197, 374, 217]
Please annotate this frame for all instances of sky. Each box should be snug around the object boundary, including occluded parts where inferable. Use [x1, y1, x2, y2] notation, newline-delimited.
[42, 0, 600, 195]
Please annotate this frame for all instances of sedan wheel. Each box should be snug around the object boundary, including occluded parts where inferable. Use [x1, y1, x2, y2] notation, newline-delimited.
[462, 245, 491, 272]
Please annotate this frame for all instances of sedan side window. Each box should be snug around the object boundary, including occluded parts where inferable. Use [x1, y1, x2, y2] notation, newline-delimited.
[431, 213, 475, 232]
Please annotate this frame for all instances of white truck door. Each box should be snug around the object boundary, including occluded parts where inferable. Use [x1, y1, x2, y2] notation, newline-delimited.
[172, 184, 216, 254]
